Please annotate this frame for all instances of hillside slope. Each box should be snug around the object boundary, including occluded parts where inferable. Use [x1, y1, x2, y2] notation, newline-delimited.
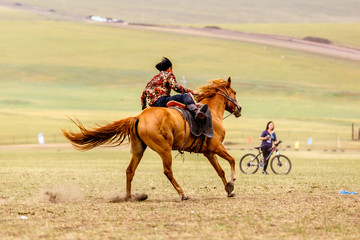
[2, 2, 360, 61]
[1, 19, 359, 144]
[0, 5, 359, 147]
[4, 0, 360, 24]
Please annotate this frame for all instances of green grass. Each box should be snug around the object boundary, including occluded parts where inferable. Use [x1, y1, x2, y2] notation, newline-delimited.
[0, 147, 359, 239]
[0, 8, 360, 148]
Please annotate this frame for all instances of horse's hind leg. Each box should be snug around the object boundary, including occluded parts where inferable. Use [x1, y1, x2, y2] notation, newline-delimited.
[160, 151, 189, 200]
[125, 135, 146, 201]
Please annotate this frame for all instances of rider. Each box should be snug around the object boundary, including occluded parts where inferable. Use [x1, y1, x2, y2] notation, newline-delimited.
[141, 57, 208, 120]
[259, 121, 277, 175]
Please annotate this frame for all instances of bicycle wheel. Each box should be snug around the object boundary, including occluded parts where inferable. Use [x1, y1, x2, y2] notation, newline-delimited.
[239, 154, 259, 174]
[270, 154, 291, 175]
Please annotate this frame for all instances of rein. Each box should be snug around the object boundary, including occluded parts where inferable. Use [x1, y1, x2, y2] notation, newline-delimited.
[222, 112, 234, 120]
[215, 85, 240, 120]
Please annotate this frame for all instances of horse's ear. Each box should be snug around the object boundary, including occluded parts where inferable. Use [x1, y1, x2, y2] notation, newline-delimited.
[227, 77, 231, 85]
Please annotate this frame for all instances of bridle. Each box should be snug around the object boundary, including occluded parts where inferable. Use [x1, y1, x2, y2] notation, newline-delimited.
[215, 85, 242, 120]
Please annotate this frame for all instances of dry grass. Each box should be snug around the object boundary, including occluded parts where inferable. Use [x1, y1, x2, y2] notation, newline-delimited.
[0, 146, 359, 239]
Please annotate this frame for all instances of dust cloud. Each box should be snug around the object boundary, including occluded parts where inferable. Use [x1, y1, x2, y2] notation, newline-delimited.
[41, 184, 82, 203]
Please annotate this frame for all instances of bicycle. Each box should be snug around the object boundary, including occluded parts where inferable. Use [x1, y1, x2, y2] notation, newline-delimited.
[239, 141, 292, 175]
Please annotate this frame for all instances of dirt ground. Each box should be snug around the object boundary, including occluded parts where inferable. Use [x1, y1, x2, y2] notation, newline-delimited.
[0, 147, 359, 239]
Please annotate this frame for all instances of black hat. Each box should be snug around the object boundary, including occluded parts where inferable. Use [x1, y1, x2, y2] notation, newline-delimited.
[155, 57, 172, 71]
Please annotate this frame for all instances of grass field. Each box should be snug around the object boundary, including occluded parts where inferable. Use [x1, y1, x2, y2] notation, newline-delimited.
[0, 12, 359, 148]
[0, 146, 359, 239]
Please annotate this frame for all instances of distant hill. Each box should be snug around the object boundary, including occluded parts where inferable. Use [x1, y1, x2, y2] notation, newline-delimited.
[6, 0, 360, 24]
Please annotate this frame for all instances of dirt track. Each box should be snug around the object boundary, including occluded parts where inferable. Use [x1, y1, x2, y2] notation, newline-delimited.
[2, 0, 360, 61]
[118, 24, 360, 61]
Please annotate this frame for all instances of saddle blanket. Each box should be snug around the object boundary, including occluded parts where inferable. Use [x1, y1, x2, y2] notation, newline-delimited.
[169, 105, 214, 138]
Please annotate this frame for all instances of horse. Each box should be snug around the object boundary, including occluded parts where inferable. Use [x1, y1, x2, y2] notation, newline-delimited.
[62, 77, 242, 201]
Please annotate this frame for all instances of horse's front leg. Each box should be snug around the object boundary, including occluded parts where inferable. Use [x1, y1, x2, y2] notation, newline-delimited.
[210, 145, 237, 197]
[216, 144, 236, 183]
[204, 152, 235, 197]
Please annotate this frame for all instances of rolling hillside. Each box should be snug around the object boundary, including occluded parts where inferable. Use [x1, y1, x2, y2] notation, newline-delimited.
[4, 0, 360, 24]
[0, 6, 359, 148]
[196, 23, 360, 49]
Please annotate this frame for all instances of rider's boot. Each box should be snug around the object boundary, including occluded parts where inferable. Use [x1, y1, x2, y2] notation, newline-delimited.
[187, 103, 208, 120]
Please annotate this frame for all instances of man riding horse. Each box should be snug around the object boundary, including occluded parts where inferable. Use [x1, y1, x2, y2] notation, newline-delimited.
[141, 57, 208, 120]
[62, 60, 242, 201]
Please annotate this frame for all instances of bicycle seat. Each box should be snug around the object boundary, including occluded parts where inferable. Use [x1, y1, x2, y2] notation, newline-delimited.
[254, 146, 261, 150]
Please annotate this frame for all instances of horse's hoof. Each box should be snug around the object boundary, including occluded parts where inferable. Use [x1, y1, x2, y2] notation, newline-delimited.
[225, 182, 234, 194]
[181, 195, 190, 201]
[227, 192, 236, 198]
[133, 193, 148, 201]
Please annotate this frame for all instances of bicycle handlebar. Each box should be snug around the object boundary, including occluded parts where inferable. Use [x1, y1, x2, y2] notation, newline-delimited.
[255, 140, 283, 150]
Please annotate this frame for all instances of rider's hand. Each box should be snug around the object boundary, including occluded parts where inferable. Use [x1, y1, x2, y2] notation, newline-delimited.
[192, 90, 199, 95]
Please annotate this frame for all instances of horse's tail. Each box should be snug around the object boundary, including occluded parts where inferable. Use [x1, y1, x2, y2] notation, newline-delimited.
[62, 117, 137, 151]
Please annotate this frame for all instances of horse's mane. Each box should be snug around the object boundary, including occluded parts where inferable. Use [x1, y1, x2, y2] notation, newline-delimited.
[195, 79, 228, 102]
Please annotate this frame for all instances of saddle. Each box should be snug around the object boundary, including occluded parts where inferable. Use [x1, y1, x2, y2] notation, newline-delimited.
[166, 100, 186, 109]
[166, 101, 214, 138]
[166, 101, 214, 153]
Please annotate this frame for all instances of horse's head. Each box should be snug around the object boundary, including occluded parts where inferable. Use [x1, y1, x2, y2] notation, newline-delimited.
[196, 77, 242, 118]
[221, 77, 242, 118]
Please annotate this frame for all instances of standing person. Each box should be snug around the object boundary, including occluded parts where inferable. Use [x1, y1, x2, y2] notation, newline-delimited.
[259, 121, 277, 174]
[141, 57, 208, 120]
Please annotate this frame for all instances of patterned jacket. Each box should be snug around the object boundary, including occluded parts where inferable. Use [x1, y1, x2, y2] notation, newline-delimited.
[141, 71, 193, 109]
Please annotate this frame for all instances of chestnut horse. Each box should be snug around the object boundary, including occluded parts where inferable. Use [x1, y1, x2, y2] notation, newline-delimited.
[62, 77, 242, 201]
